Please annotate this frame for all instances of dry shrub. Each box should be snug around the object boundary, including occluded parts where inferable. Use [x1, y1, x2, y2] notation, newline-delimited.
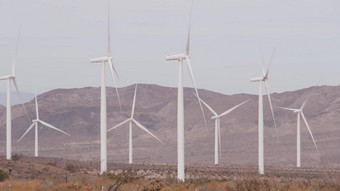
[0, 169, 9, 182]
[161, 184, 191, 191]
[12, 154, 22, 161]
[141, 179, 164, 191]
[0, 179, 43, 191]
[52, 182, 93, 191]
[66, 164, 79, 173]
[196, 181, 226, 191]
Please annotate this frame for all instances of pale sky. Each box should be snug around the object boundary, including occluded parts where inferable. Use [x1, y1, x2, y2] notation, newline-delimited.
[0, 0, 339, 95]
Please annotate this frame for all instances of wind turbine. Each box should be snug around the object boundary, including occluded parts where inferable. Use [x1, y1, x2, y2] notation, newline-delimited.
[17, 91, 71, 157]
[108, 84, 163, 164]
[195, 94, 249, 165]
[165, 2, 207, 182]
[0, 28, 30, 160]
[90, 0, 121, 175]
[250, 49, 278, 175]
[276, 99, 319, 167]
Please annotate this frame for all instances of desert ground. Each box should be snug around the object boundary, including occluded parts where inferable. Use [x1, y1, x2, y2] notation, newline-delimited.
[0, 154, 338, 191]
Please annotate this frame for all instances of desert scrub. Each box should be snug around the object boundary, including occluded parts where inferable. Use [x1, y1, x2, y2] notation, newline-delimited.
[0, 179, 43, 191]
[47, 161, 57, 167]
[12, 153, 22, 161]
[0, 170, 9, 182]
[66, 164, 79, 173]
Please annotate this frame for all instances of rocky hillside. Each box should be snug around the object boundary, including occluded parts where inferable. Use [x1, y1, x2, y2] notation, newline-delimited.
[0, 84, 339, 168]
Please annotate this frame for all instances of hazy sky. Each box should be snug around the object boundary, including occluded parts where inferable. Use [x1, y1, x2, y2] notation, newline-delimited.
[0, 0, 339, 95]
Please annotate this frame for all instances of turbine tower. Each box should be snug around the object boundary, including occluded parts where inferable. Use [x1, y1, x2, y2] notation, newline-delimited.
[195, 94, 249, 165]
[17, 91, 71, 157]
[276, 99, 319, 167]
[0, 28, 29, 160]
[108, 84, 164, 164]
[90, 0, 121, 175]
[166, 2, 207, 182]
[250, 49, 277, 175]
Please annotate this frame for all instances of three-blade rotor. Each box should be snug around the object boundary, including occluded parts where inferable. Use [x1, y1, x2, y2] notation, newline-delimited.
[0, 27, 31, 122]
[166, 1, 208, 131]
[90, 0, 121, 111]
[108, 84, 163, 144]
[195, 93, 249, 156]
[250, 48, 278, 138]
[276, 99, 319, 153]
[17, 92, 70, 143]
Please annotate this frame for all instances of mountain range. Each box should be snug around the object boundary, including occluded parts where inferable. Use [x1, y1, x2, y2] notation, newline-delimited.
[0, 84, 339, 168]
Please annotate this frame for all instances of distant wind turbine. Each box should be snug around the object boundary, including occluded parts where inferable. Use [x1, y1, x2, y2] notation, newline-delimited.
[276, 99, 319, 167]
[17, 91, 70, 157]
[250, 49, 278, 175]
[108, 84, 163, 164]
[165, 1, 207, 182]
[0, 28, 30, 160]
[90, 0, 121, 175]
[195, 94, 249, 165]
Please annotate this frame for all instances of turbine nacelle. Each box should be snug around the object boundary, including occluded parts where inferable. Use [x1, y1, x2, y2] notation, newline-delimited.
[250, 76, 265, 82]
[293, 109, 302, 113]
[0, 75, 15, 81]
[90, 56, 112, 63]
[166, 54, 187, 61]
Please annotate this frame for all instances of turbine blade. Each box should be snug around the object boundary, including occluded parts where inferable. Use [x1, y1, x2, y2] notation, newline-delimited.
[107, 0, 111, 57]
[107, 118, 131, 132]
[12, 78, 31, 122]
[185, 0, 193, 55]
[265, 81, 278, 140]
[12, 26, 21, 76]
[301, 112, 319, 153]
[108, 59, 120, 80]
[35, 89, 39, 119]
[186, 58, 208, 130]
[17, 122, 35, 143]
[131, 84, 138, 118]
[38, 120, 70, 136]
[0, 76, 11, 80]
[266, 47, 276, 76]
[132, 119, 164, 144]
[301, 98, 309, 110]
[218, 100, 249, 118]
[108, 59, 122, 111]
[193, 92, 217, 116]
[262, 67, 266, 77]
[275, 106, 295, 112]
[261, 49, 266, 76]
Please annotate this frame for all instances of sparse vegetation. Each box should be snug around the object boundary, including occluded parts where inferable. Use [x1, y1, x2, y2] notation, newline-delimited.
[12, 153, 22, 161]
[0, 174, 338, 191]
[66, 164, 79, 173]
[0, 155, 338, 191]
[47, 161, 57, 167]
[0, 170, 9, 182]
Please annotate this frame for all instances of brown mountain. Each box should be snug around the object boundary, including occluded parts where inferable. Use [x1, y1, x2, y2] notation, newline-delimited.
[0, 84, 339, 168]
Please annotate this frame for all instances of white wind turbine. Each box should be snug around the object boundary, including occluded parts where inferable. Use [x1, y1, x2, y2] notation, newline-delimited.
[166, 2, 207, 182]
[90, 0, 121, 175]
[276, 99, 319, 167]
[108, 84, 164, 164]
[17, 91, 71, 157]
[250, 49, 278, 175]
[195, 94, 249, 165]
[0, 28, 30, 160]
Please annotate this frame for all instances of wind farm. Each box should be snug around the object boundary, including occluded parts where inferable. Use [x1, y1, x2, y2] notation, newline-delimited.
[0, 0, 339, 190]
